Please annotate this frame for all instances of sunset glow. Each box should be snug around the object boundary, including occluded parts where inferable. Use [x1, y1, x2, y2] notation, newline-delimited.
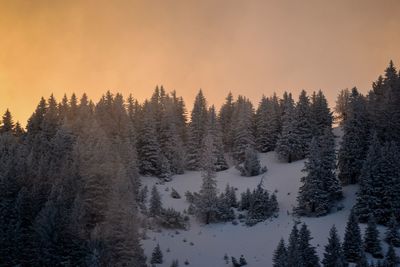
[1, 0, 399, 124]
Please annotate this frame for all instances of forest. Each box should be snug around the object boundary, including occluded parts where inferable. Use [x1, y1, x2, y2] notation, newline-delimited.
[0, 61, 400, 266]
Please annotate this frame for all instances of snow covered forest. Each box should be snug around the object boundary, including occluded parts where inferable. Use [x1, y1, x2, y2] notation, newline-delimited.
[1, 61, 400, 266]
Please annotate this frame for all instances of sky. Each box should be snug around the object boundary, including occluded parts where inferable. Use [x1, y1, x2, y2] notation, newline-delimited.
[1, 0, 399, 125]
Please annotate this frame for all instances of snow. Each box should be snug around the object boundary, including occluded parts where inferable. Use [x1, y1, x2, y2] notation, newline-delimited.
[141, 127, 398, 266]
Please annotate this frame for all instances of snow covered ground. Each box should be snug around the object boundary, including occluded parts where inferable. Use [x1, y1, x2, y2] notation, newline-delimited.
[141, 128, 398, 266]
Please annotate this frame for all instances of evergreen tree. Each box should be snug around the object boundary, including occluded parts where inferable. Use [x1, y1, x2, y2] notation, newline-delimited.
[238, 146, 265, 177]
[159, 95, 186, 176]
[367, 61, 400, 143]
[298, 223, 320, 267]
[240, 188, 252, 211]
[276, 92, 302, 163]
[343, 210, 363, 262]
[297, 137, 330, 216]
[255, 93, 282, 152]
[151, 243, 163, 264]
[380, 142, 400, 224]
[355, 251, 369, 267]
[150, 185, 162, 217]
[0, 109, 14, 133]
[245, 182, 274, 226]
[385, 215, 400, 247]
[320, 127, 343, 201]
[364, 215, 383, 258]
[310, 90, 333, 137]
[239, 255, 247, 266]
[273, 238, 288, 267]
[231, 96, 255, 162]
[186, 90, 209, 170]
[338, 88, 370, 184]
[137, 101, 162, 176]
[195, 134, 219, 224]
[219, 92, 235, 152]
[207, 105, 228, 171]
[287, 224, 301, 267]
[255, 95, 281, 152]
[225, 184, 237, 208]
[292, 90, 313, 158]
[171, 259, 179, 267]
[334, 88, 351, 125]
[354, 133, 384, 222]
[322, 225, 348, 267]
[384, 243, 399, 267]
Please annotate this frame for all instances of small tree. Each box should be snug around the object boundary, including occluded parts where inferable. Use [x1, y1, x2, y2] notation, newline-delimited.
[385, 215, 400, 247]
[239, 255, 247, 266]
[150, 185, 162, 217]
[298, 223, 320, 267]
[195, 134, 219, 224]
[343, 210, 362, 262]
[384, 243, 399, 266]
[273, 238, 288, 267]
[170, 259, 179, 267]
[150, 244, 163, 264]
[322, 225, 348, 267]
[238, 146, 266, 177]
[364, 215, 383, 258]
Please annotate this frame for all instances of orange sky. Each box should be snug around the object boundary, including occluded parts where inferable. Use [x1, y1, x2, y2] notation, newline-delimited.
[1, 0, 399, 125]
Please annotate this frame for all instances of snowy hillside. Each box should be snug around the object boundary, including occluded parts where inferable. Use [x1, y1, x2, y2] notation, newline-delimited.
[141, 127, 398, 267]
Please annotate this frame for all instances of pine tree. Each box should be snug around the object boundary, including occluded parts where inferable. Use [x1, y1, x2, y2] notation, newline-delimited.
[137, 185, 148, 210]
[186, 90, 209, 170]
[151, 244, 163, 264]
[364, 215, 383, 258]
[159, 95, 186, 176]
[292, 90, 313, 158]
[343, 210, 363, 262]
[219, 92, 235, 152]
[298, 223, 320, 267]
[338, 87, 370, 184]
[195, 134, 219, 224]
[380, 142, 400, 224]
[354, 133, 384, 223]
[150, 185, 162, 217]
[273, 238, 288, 267]
[0, 109, 14, 133]
[254, 94, 281, 152]
[238, 146, 265, 177]
[239, 255, 247, 266]
[216, 193, 235, 222]
[367, 61, 400, 143]
[287, 224, 301, 267]
[385, 215, 400, 247]
[255, 96, 273, 152]
[170, 259, 179, 267]
[225, 184, 237, 208]
[320, 127, 343, 201]
[322, 225, 348, 267]
[384, 243, 399, 267]
[240, 188, 252, 211]
[73, 120, 112, 233]
[245, 182, 273, 225]
[297, 137, 330, 216]
[137, 101, 161, 176]
[276, 92, 302, 163]
[334, 88, 351, 125]
[207, 105, 228, 171]
[231, 96, 255, 162]
[310, 90, 333, 137]
[355, 251, 369, 267]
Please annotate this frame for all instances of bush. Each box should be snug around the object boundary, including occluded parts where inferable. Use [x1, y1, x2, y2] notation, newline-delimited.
[171, 188, 181, 199]
[159, 208, 187, 229]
